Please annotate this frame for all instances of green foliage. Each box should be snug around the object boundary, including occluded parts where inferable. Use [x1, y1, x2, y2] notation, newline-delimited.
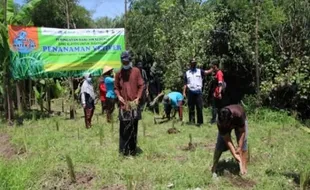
[30, 0, 94, 28]
[127, 0, 310, 117]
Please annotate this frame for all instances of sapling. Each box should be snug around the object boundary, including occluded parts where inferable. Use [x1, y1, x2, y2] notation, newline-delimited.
[65, 154, 76, 183]
[188, 133, 194, 150]
[247, 143, 251, 163]
[56, 121, 59, 131]
[77, 127, 80, 140]
[267, 129, 272, 146]
[99, 126, 104, 145]
[300, 169, 310, 190]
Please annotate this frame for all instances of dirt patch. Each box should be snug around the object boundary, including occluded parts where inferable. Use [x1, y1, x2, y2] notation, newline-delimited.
[174, 155, 188, 163]
[0, 133, 25, 159]
[41, 169, 95, 190]
[223, 171, 256, 189]
[146, 153, 168, 161]
[101, 184, 127, 190]
[199, 142, 215, 150]
[167, 127, 180, 134]
[180, 142, 197, 151]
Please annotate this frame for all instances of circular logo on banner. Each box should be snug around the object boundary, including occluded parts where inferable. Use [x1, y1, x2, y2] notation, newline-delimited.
[13, 31, 37, 53]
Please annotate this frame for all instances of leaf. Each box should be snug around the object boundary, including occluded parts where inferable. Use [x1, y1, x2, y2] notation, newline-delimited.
[12, 0, 43, 24]
[6, 0, 15, 23]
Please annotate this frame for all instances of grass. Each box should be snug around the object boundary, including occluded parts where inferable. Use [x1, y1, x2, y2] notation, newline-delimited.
[0, 102, 309, 190]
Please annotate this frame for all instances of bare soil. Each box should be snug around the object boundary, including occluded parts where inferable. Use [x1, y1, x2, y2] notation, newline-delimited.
[101, 184, 127, 190]
[167, 127, 180, 134]
[0, 133, 25, 159]
[41, 169, 95, 190]
[223, 171, 256, 189]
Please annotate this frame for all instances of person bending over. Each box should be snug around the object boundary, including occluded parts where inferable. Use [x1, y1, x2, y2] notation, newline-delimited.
[211, 104, 248, 175]
[162, 91, 184, 121]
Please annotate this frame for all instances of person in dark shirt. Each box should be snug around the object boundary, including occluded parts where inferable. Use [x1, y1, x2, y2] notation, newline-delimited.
[136, 61, 149, 112]
[115, 51, 144, 156]
[148, 62, 163, 114]
[211, 104, 248, 175]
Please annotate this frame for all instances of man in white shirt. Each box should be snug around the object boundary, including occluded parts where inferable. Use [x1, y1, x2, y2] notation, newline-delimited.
[183, 58, 212, 127]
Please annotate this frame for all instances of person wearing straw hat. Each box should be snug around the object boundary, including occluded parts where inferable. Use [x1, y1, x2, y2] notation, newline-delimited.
[80, 73, 96, 129]
[103, 65, 116, 123]
[162, 91, 184, 121]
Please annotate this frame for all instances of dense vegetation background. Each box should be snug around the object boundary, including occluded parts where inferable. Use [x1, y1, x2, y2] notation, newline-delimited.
[0, 0, 310, 121]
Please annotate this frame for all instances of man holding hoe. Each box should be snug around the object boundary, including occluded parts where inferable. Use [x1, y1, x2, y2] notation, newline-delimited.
[211, 104, 248, 176]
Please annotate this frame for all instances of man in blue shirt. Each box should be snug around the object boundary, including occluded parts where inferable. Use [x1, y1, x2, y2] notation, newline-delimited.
[163, 92, 184, 121]
[183, 58, 213, 126]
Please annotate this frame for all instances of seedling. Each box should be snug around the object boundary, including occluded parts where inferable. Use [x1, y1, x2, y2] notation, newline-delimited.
[99, 126, 104, 145]
[300, 169, 310, 190]
[56, 121, 59, 131]
[247, 143, 251, 163]
[267, 129, 272, 146]
[65, 154, 76, 183]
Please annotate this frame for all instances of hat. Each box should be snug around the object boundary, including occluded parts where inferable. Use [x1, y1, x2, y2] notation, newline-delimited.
[136, 61, 143, 68]
[163, 95, 170, 104]
[102, 66, 113, 75]
[190, 58, 197, 64]
[121, 51, 131, 62]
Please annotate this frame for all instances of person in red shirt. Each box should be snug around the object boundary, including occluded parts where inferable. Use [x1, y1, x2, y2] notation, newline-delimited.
[210, 61, 226, 124]
[115, 51, 144, 156]
[99, 76, 107, 115]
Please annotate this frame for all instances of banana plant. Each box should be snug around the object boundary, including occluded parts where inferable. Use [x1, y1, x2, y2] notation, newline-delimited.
[1, 0, 43, 119]
[33, 84, 44, 112]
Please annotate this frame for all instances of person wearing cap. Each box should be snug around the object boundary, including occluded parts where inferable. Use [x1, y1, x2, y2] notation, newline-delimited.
[103, 66, 116, 123]
[183, 58, 213, 127]
[136, 61, 149, 111]
[80, 73, 96, 129]
[115, 51, 144, 156]
[163, 91, 184, 121]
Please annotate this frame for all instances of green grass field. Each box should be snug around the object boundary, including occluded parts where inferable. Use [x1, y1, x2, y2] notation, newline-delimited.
[0, 101, 309, 190]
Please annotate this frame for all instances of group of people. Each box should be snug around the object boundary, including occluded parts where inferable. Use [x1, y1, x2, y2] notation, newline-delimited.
[79, 51, 248, 175]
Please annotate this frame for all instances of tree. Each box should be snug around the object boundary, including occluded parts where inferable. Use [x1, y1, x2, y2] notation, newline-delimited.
[30, 0, 94, 28]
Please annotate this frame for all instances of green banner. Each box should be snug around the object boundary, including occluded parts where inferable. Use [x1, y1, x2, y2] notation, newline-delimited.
[9, 25, 125, 79]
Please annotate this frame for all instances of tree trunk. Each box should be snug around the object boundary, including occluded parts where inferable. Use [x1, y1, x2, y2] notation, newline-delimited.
[29, 79, 32, 108]
[69, 79, 75, 119]
[46, 83, 51, 113]
[255, 0, 260, 95]
[124, 0, 128, 49]
[3, 0, 13, 124]
[21, 80, 26, 111]
[16, 81, 23, 114]
[65, 1, 76, 119]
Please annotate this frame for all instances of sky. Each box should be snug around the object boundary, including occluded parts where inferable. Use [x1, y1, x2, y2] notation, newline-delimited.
[15, 0, 125, 19]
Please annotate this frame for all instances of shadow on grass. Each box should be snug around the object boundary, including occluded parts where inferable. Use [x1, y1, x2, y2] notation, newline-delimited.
[266, 169, 301, 185]
[216, 159, 240, 176]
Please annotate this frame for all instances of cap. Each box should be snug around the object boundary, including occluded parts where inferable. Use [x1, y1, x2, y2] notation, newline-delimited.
[190, 58, 197, 64]
[121, 51, 131, 62]
[136, 61, 143, 68]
